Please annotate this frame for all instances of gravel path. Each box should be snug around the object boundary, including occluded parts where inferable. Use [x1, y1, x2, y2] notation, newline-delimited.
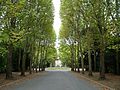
[7, 71, 99, 90]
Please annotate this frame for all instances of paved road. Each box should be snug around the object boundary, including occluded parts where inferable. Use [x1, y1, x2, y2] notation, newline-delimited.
[7, 71, 99, 90]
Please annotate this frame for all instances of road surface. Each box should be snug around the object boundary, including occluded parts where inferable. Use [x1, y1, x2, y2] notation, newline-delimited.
[7, 71, 99, 90]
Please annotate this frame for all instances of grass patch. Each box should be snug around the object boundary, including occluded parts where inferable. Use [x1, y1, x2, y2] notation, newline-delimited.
[46, 67, 71, 71]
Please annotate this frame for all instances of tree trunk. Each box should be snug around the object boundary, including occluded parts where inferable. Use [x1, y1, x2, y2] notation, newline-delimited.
[18, 48, 21, 72]
[81, 53, 84, 74]
[6, 44, 13, 79]
[21, 45, 26, 76]
[29, 39, 33, 74]
[42, 45, 46, 71]
[35, 43, 40, 73]
[39, 45, 42, 72]
[81, 55, 84, 74]
[41, 47, 44, 71]
[40, 45, 43, 71]
[40, 45, 44, 71]
[77, 41, 80, 72]
[74, 42, 77, 72]
[80, 41, 84, 74]
[29, 56, 32, 74]
[44, 44, 48, 71]
[71, 43, 74, 71]
[99, 35, 105, 80]
[39, 64, 41, 72]
[88, 49, 93, 76]
[6, 0, 18, 79]
[35, 65, 38, 73]
[116, 44, 119, 74]
[36, 41, 41, 72]
[93, 50, 96, 72]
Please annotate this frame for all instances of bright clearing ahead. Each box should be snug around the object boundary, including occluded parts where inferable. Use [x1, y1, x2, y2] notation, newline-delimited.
[53, 0, 61, 50]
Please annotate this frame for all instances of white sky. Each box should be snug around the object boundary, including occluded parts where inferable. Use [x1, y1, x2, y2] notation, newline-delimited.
[52, 0, 61, 50]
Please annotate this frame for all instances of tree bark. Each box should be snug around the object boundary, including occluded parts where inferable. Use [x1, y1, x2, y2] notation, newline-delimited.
[99, 35, 105, 80]
[80, 41, 84, 74]
[29, 44, 33, 74]
[88, 49, 93, 76]
[6, 44, 13, 79]
[21, 44, 26, 76]
[77, 41, 80, 72]
[40, 45, 44, 71]
[93, 50, 96, 72]
[71, 43, 74, 71]
[39, 45, 42, 72]
[18, 48, 21, 72]
[42, 45, 46, 71]
[40, 44, 43, 71]
[29, 57, 32, 74]
[74, 42, 77, 72]
[116, 44, 119, 74]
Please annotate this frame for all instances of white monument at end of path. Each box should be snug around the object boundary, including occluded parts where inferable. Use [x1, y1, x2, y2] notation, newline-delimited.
[55, 60, 62, 67]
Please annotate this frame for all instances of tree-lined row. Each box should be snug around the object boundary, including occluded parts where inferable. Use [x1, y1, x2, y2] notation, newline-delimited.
[60, 0, 120, 79]
[0, 0, 56, 79]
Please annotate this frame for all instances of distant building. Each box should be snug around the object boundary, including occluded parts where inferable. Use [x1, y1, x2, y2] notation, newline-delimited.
[55, 59, 62, 67]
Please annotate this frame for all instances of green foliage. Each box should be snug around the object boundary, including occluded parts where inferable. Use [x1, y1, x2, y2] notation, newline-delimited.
[60, 0, 120, 74]
[0, 0, 56, 73]
[59, 41, 71, 66]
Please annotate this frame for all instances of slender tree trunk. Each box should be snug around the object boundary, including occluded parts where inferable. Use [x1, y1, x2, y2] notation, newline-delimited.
[71, 43, 74, 71]
[44, 44, 48, 71]
[18, 48, 21, 72]
[38, 43, 41, 72]
[35, 56, 38, 73]
[41, 48, 44, 71]
[74, 42, 77, 72]
[77, 41, 80, 72]
[42, 45, 46, 71]
[116, 44, 119, 74]
[6, 44, 13, 79]
[80, 41, 84, 74]
[40, 45, 43, 71]
[39, 63, 41, 72]
[38, 45, 42, 72]
[29, 36, 34, 74]
[21, 43, 26, 76]
[93, 50, 96, 72]
[41, 45, 44, 71]
[36, 42, 41, 73]
[99, 35, 105, 80]
[35, 65, 37, 73]
[29, 57, 32, 74]
[81, 53, 84, 74]
[88, 49, 93, 76]
[29, 43, 33, 74]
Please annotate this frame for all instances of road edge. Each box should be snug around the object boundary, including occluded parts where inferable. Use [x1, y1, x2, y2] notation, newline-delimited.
[0, 72, 46, 89]
[71, 71, 115, 90]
